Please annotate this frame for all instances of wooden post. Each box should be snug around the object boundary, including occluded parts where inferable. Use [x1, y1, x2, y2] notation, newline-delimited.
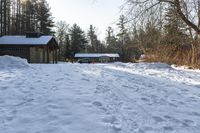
[55, 49, 58, 64]
[47, 46, 49, 63]
[53, 49, 55, 64]
[53, 46, 57, 64]
[43, 46, 45, 63]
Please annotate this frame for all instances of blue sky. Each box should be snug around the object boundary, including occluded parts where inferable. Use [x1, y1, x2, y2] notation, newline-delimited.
[47, 0, 124, 40]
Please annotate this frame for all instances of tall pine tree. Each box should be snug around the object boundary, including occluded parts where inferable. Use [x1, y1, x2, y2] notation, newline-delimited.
[37, 0, 54, 34]
[69, 24, 87, 55]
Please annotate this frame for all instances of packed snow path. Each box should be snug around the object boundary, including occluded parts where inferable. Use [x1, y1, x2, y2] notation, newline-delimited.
[1, 61, 200, 133]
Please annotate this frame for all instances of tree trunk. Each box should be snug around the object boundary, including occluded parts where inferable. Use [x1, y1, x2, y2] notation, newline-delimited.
[191, 42, 196, 65]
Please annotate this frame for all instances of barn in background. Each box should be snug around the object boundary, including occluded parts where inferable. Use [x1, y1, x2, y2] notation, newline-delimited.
[0, 33, 59, 63]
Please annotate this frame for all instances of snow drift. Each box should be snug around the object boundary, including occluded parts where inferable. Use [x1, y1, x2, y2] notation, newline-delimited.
[137, 62, 172, 69]
[0, 55, 29, 70]
[114, 62, 172, 70]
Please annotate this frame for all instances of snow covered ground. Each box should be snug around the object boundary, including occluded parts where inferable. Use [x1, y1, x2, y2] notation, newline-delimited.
[1, 56, 200, 133]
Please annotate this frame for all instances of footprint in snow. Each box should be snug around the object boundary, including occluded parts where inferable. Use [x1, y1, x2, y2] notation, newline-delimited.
[141, 97, 152, 105]
[6, 116, 14, 122]
[102, 116, 122, 132]
[81, 73, 87, 76]
[55, 78, 64, 82]
[81, 78, 90, 82]
[123, 106, 134, 111]
[29, 87, 35, 90]
[112, 124, 122, 132]
[163, 126, 174, 132]
[95, 85, 110, 93]
[61, 111, 72, 116]
[190, 112, 200, 117]
[138, 129, 145, 133]
[122, 85, 139, 92]
[142, 126, 154, 132]
[93, 101, 103, 107]
[152, 116, 165, 123]
[141, 97, 150, 102]
[58, 118, 72, 125]
[178, 101, 185, 105]
[164, 115, 182, 124]
[102, 116, 117, 124]
[48, 104, 62, 110]
[36, 80, 42, 83]
[92, 101, 108, 112]
[16, 82, 24, 86]
[182, 119, 195, 127]
[64, 73, 69, 76]
[75, 90, 89, 96]
[47, 114, 59, 121]
[1, 86, 8, 90]
[18, 117, 33, 124]
[181, 89, 189, 92]
[5, 110, 17, 122]
[0, 99, 5, 104]
[168, 102, 178, 108]
[164, 115, 173, 119]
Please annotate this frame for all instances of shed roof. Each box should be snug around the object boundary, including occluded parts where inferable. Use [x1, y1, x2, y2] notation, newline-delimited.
[75, 53, 120, 58]
[0, 35, 55, 45]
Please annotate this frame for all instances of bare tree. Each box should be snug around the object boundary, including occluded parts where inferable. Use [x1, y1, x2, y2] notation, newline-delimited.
[56, 21, 69, 60]
[123, 0, 200, 65]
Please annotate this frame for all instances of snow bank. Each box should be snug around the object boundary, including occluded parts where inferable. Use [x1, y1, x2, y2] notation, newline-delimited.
[114, 62, 172, 70]
[139, 62, 172, 69]
[0, 55, 29, 70]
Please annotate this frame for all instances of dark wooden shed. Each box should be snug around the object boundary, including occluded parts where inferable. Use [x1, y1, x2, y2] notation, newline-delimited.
[0, 33, 58, 63]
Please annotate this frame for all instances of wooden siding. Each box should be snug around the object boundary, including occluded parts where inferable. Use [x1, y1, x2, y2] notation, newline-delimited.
[0, 45, 30, 62]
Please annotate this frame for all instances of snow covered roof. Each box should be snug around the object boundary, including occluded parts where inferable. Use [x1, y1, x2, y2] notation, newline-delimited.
[0, 35, 54, 45]
[75, 53, 120, 58]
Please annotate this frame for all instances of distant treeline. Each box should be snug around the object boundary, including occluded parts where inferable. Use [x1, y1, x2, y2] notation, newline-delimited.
[55, 17, 142, 62]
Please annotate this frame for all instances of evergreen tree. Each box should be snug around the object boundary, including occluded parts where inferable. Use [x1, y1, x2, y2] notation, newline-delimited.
[21, 0, 37, 34]
[117, 15, 129, 44]
[106, 26, 118, 52]
[116, 15, 130, 61]
[37, 0, 54, 34]
[69, 24, 87, 55]
[64, 34, 71, 59]
[164, 4, 187, 46]
[87, 25, 98, 52]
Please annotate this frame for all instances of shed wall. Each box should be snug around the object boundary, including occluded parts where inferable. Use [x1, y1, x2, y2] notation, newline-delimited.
[0, 46, 30, 62]
[30, 47, 54, 63]
[30, 47, 44, 63]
